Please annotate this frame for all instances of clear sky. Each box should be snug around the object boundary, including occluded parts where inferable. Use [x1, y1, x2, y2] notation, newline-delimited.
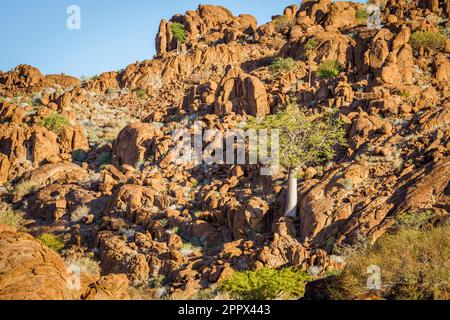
[0, 0, 304, 77]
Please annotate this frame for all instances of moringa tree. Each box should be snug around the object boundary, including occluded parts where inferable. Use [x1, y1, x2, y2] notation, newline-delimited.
[305, 38, 318, 88]
[170, 22, 187, 54]
[247, 103, 347, 217]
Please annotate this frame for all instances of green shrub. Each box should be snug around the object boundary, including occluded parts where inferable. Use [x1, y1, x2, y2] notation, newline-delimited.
[317, 60, 342, 79]
[410, 31, 446, 51]
[220, 267, 312, 300]
[356, 8, 370, 24]
[170, 22, 187, 44]
[0, 207, 26, 230]
[39, 113, 70, 134]
[395, 210, 437, 230]
[37, 233, 65, 252]
[269, 57, 297, 77]
[96, 151, 112, 167]
[135, 88, 147, 100]
[273, 15, 290, 32]
[329, 225, 450, 300]
[72, 149, 87, 162]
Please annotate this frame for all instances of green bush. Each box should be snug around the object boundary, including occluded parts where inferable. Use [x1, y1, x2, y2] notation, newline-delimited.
[273, 15, 290, 32]
[329, 225, 450, 300]
[317, 60, 342, 80]
[355, 8, 370, 24]
[0, 208, 26, 230]
[39, 113, 70, 134]
[170, 22, 187, 44]
[269, 57, 297, 77]
[72, 149, 87, 162]
[37, 233, 65, 253]
[135, 88, 147, 100]
[220, 267, 312, 300]
[96, 151, 112, 167]
[410, 31, 446, 51]
[395, 210, 437, 231]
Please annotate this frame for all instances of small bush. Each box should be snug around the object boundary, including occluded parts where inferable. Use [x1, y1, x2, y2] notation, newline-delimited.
[148, 275, 166, 288]
[96, 151, 112, 167]
[72, 149, 87, 162]
[0, 207, 26, 230]
[273, 15, 290, 32]
[329, 225, 450, 300]
[356, 8, 370, 24]
[269, 57, 297, 77]
[395, 210, 437, 231]
[338, 178, 354, 191]
[220, 267, 312, 300]
[410, 31, 446, 51]
[39, 113, 70, 134]
[135, 88, 147, 100]
[317, 60, 342, 79]
[71, 205, 90, 222]
[14, 180, 39, 198]
[37, 233, 65, 253]
[69, 254, 100, 275]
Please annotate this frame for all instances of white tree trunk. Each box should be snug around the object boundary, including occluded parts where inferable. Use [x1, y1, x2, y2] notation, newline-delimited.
[177, 40, 181, 55]
[285, 172, 298, 217]
[308, 64, 312, 88]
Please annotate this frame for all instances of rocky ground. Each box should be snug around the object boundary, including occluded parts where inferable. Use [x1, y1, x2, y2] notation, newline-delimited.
[0, 1, 449, 300]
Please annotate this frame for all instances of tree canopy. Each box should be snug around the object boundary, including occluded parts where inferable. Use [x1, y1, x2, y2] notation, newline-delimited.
[247, 103, 347, 174]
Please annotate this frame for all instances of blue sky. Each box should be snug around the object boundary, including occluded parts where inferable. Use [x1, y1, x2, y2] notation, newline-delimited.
[0, 0, 303, 77]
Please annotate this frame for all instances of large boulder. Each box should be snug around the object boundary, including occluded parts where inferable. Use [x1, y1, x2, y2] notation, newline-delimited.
[0, 224, 77, 300]
[113, 122, 162, 167]
[214, 66, 270, 117]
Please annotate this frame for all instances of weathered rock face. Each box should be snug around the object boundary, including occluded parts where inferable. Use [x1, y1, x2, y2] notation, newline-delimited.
[214, 66, 270, 117]
[0, 224, 76, 300]
[156, 5, 257, 55]
[82, 274, 131, 300]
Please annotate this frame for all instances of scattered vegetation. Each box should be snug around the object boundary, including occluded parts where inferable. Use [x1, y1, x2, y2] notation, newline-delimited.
[37, 233, 65, 253]
[273, 15, 290, 32]
[395, 210, 437, 231]
[148, 275, 166, 288]
[410, 31, 446, 51]
[356, 8, 370, 24]
[71, 205, 90, 222]
[68, 253, 100, 275]
[338, 178, 354, 191]
[317, 60, 342, 79]
[135, 88, 148, 100]
[96, 151, 112, 167]
[72, 149, 87, 162]
[329, 224, 450, 300]
[39, 112, 70, 134]
[14, 180, 39, 198]
[269, 57, 297, 77]
[220, 267, 312, 300]
[0, 207, 26, 230]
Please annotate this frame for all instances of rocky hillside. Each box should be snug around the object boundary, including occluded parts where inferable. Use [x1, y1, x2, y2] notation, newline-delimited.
[0, 1, 449, 300]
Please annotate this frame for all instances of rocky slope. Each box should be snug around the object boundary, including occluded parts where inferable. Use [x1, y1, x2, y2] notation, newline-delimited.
[0, 1, 449, 299]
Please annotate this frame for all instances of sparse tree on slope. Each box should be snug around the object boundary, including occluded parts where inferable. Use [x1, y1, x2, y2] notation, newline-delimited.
[247, 103, 347, 217]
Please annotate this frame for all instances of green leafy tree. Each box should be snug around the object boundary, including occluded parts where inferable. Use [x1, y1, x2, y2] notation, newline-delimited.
[304, 38, 318, 87]
[171, 22, 187, 54]
[317, 60, 342, 80]
[269, 57, 297, 77]
[247, 103, 347, 217]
